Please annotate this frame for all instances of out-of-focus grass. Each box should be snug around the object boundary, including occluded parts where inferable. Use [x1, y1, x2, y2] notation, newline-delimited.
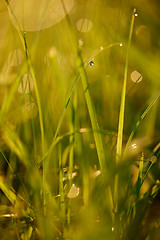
[0, 0, 160, 239]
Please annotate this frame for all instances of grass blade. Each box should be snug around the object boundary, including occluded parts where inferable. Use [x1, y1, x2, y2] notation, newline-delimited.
[124, 94, 160, 156]
[116, 8, 137, 162]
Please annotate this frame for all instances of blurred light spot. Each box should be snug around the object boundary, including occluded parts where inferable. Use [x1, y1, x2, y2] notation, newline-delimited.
[106, 75, 110, 78]
[134, 13, 138, 17]
[96, 216, 100, 223]
[18, 73, 34, 94]
[48, 46, 57, 58]
[132, 143, 137, 149]
[100, 46, 104, 50]
[79, 128, 87, 133]
[89, 143, 95, 149]
[67, 184, 79, 198]
[63, 172, 77, 181]
[9, 0, 74, 31]
[76, 18, 92, 33]
[112, 227, 115, 232]
[78, 39, 84, 46]
[94, 170, 101, 178]
[131, 70, 142, 83]
[44, 56, 50, 66]
[150, 156, 157, 163]
[120, 43, 123, 46]
[74, 165, 79, 170]
[8, 49, 24, 67]
[0, 213, 17, 218]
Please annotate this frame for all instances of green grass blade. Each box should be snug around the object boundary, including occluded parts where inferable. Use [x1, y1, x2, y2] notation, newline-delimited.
[114, 8, 136, 217]
[0, 180, 17, 204]
[3, 0, 45, 157]
[124, 94, 160, 156]
[116, 9, 137, 162]
[2, 123, 30, 168]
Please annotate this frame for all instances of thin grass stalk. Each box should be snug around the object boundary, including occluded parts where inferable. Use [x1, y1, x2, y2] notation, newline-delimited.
[58, 143, 65, 231]
[114, 8, 137, 218]
[61, 0, 105, 170]
[124, 94, 160, 156]
[67, 91, 76, 225]
[116, 8, 137, 161]
[3, 0, 45, 157]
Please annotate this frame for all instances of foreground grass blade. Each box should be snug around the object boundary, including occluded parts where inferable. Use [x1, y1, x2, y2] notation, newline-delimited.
[3, 0, 45, 156]
[2, 123, 30, 168]
[114, 9, 136, 217]
[116, 9, 137, 162]
[0, 180, 17, 204]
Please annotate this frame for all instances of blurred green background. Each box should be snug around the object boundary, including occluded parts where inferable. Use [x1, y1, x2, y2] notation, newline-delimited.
[0, 0, 160, 239]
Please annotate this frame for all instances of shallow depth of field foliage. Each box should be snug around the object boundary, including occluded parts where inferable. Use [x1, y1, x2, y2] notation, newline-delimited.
[0, 0, 160, 239]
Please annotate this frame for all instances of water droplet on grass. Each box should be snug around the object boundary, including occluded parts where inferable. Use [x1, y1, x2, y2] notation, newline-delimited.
[132, 143, 137, 149]
[90, 60, 94, 66]
[78, 39, 84, 46]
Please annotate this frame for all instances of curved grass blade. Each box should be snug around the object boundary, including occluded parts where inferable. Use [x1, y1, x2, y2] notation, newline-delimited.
[3, 0, 45, 156]
[124, 94, 160, 156]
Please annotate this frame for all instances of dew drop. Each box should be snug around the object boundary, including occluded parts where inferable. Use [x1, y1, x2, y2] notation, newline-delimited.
[78, 39, 84, 46]
[120, 43, 123, 47]
[132, 143, 137, 149]
[90, 60, 94, 66]
[134, 13, 138, 17]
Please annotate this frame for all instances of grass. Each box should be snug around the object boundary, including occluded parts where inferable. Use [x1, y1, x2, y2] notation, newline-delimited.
[0, 0, 160, 239]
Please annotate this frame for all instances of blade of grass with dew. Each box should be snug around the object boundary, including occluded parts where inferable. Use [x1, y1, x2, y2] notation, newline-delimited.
[124, 94, 160, 156]
[114, 8, 137, 219]
[116, 8, 137, 162]
[38, 42, 120, 168]
[53, 0, 104, 170]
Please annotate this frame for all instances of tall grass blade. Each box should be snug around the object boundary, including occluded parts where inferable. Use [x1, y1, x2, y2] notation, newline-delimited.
[116, 8, 137, 161]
